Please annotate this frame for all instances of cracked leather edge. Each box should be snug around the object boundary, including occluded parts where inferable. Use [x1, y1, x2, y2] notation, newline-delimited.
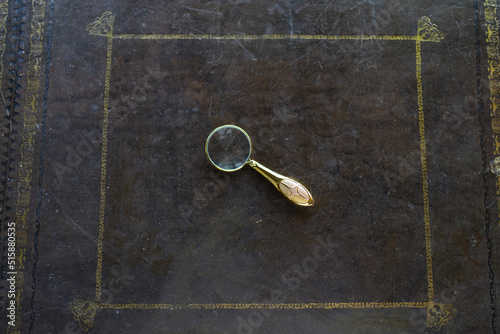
[0, 0, 28, 332]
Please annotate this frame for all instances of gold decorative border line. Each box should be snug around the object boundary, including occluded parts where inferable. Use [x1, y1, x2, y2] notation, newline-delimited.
[72, 12, 454, 332]
[116, 34, 418, 41]
[112, 16, 444, 42]
[94, 28, 113, 305]
[86, 11, 115, 304]
[416, 38, 434, 303]
[99, 301, 428, 310]
[69, 299, 456, 332]
[11, 0, 46, 333]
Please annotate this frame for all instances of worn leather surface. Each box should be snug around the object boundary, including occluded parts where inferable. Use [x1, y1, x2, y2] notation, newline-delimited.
[2, 1, 500, 333]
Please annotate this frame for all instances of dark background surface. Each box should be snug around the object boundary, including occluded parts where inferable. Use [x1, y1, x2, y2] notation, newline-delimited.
[2, 1, 499, 333]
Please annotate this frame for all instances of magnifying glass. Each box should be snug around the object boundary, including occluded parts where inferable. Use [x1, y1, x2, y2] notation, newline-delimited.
[205, 124, 314, 206]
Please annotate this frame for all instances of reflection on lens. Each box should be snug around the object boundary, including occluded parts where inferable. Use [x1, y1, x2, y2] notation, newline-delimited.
[206, 126, 252, 171]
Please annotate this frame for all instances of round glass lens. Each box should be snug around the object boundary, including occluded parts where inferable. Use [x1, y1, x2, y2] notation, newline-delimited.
[206, 125, 252, 171]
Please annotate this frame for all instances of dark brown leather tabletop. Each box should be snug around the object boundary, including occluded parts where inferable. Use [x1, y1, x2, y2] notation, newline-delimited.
[1, 1, 500, 333]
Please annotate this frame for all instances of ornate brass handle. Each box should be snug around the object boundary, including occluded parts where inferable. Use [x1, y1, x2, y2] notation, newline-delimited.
[248, 159, 314, 206]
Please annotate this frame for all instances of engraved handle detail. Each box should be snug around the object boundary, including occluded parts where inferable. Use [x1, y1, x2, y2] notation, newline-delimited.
[248, 159, 314, 206]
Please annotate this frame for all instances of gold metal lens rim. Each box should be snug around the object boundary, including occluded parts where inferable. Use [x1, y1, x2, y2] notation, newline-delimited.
[205, 124, 253, 172]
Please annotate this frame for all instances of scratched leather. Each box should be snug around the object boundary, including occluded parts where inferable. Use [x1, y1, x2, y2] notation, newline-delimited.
[13, 1, 497, 333]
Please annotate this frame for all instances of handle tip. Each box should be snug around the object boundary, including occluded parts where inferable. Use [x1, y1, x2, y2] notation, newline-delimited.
[278, 179, 314, 206]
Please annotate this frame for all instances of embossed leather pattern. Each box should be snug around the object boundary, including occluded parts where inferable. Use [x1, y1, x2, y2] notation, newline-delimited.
[2, 1, 499, 333]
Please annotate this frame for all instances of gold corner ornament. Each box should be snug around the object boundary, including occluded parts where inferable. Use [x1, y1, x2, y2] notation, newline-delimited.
[69, 299, 98, 332]
[426, 302, 457, 330]
[417, 16, 444, 42]
[87, 11, 115, 37]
